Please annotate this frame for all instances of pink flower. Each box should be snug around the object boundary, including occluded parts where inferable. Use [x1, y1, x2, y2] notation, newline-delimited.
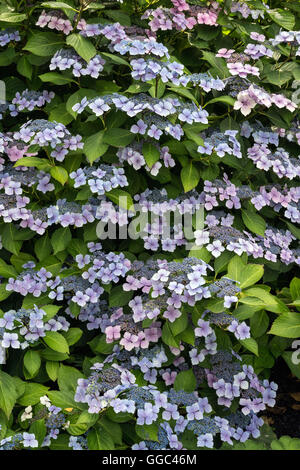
[250, 32, 265, 42]
[120, 332, 138, 351]
[6, 145, 26, 162]
[216, 48, 235, 59]
[163, 305, 181, 322]
[162, 371, 177, 385]
[105, 325, 121, 343]
[234, 91, 256, 116]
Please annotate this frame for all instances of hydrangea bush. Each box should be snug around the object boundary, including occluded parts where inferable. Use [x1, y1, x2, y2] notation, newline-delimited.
[0, 0, 299, 451]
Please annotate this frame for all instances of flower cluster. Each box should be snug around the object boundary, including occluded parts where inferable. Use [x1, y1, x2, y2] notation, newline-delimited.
[0, 0, 299, 452]
[0, 305, 70, 354]
[0, 431, 38, 450]
[70, 165, 128, 195]
[270, 30, 300, 56]
[0, 29, 20, 46]
[229, 1, 267, 20]
[73, 338, 276, 449]
[234, 84, 297, 116]
[12, 119, 83, 162]
[117, 142, 175, 175]
[50, 49, 105, 78]
[197, 130, 242, 158]
[6, 89, 55, 117]
[36, 9, 73, 35]
[142, 2, 220, 33]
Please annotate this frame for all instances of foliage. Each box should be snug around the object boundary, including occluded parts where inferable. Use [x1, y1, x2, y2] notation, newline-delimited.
[0, 0, 299, 451]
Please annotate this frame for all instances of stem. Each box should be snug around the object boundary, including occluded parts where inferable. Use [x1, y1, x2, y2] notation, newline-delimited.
[155, 77, 159, 98]
[73, 3, 85, 31]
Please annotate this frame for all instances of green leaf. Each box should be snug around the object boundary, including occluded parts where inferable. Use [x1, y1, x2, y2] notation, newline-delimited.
[282, 351, 300, 379]
[0, 370, 18, 418]
[162, 322, 180, 348]
[1, 224, 22, 255]
[66, 34, 96, 62]
[174, 370, 197, 392]
[84, 131, 108, 164]
[39, 72, 75, 86]
[49, 103, 73, 125]
[29, 419, 47, 447]
[181, 162, 200, 192]
[215, 251, 233, 275]
[227, 256, 264, 289]
[204, 95, 235, 107]
[46, 361, 60, 381]
[105, 9, 131, 26]
[51, 227, 72, 254]
[18, 383, 49, 406]
[202, 51, 230, 78]
[239, 338, 259, 356]
[51, 166, 68, 185]
[88, 427, 115, 450]
[24, 32, 64, 57]
[0, 12, 26, 22]
[0, 48, 16, 66]
[49, 434, 71, 450]
[135, 423, 158, 442]
[43, 331, 70, 354]
[88, 334, 114, 355]
[109, 285, 133, 307]
[267, 9, 295, 30]
[265, 71, 292, 86]
[23, 350, 41, 378]
[58, 365, 83, 392]
[41, 2, 77, 10]
[184, 127, 204, 146]
[106, 189, 134, 211]
[169, 312, 188, 337]
[271, 436, 300, 450]
[0, 284, 11, 302]
[68, 410, 99, 436]
[290, 278, 300, 301]
[101, 52, 129, 66]
[242, 209, 266, 236]
[142, 142, 160, 168]
[99, 416, 123, 445]
[47, 390, 82, 410]
[35, 234, 52, 261]
[103, 128, 134, 147]
[17, 56, 33, 80]
[106, 408, 133, 423]
[269, 312, 300, 338]
[167, 86, 198, 104]
[242, 287, 289, 314]
[63, 328, 83, 346]
[42, 305, 62, 322]
[14, 157, 51, 171]
[250, 310, 269, 338]
[0, 259, 18, 278]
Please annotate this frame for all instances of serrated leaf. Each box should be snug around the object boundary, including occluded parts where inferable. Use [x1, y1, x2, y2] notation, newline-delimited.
[43, 331, 69, 354]
[51, 166, 68, 185]
[66, 34, 96, 62]
[0, 371, 18, 419]
[181, 162, 200, 192]
[24, 32, 64, 57]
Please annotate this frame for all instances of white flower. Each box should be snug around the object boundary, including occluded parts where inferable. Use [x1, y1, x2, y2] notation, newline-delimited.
[20, 406, 32, 422]
[40, 395, 51, 408]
